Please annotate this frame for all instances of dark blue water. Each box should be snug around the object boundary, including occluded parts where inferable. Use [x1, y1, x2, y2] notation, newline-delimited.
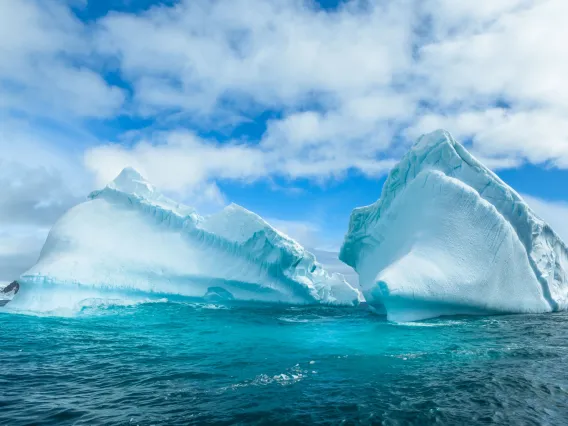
[2, 302, 568, 425]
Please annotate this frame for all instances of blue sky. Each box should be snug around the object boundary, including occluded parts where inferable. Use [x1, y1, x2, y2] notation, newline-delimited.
[1, 0, 568, 280]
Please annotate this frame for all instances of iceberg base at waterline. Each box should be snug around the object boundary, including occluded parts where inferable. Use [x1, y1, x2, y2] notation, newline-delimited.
[7, 168, 361, 313]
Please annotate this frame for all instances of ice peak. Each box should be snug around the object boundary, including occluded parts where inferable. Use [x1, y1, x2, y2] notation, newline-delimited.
[225, 202, 246, 212]
[417, 129, 453, 145]
[115, 166, 146, 182]
[410, 129, 457, 156]
[107, 167, 156, 198]
[223, 203, 266, 222]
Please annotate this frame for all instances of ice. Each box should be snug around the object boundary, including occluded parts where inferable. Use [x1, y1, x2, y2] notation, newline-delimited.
[340, 130, 568, 322]
[11, 168, 361, 311]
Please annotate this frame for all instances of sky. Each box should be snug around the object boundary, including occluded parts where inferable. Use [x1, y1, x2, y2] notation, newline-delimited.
[1, 0, 568, 281]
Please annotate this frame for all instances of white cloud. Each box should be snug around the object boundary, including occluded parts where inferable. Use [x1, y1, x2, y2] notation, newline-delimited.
[407, 108, 568, 168]
[82, 0, 416, 189]
[414, 0, 568, 166]
[0, 163, 82, 226]
[6, 0, 568, 195]
[84, 119, 398, 199]
[95, 0, 414, 113]
[80, 0, 568, 188]
[420, 0, 568, 110]
[0, 226, 48, 281]
[0, 0, 124, 119]
[0, 116, 91, 278]
[84, 130, 266, 204]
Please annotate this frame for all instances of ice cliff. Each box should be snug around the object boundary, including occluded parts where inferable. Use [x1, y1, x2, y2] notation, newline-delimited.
[340, 130, 568, 321]
[12, 168, 360, 311]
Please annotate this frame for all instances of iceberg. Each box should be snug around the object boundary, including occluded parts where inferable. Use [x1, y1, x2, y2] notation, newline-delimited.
[10, 168, 361, 311]
[340, 130, 568, 322]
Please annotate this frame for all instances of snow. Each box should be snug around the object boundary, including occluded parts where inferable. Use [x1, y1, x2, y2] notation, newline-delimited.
[12, 168, 361, 312]
[340, 129, 568, 322]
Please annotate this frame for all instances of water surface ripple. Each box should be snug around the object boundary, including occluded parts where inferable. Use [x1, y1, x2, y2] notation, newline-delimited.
[1, 302, 568, 425]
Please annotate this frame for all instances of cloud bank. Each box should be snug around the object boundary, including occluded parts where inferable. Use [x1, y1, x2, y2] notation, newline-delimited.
[4, 0, 568, 193]
[1, 0, 568, 277]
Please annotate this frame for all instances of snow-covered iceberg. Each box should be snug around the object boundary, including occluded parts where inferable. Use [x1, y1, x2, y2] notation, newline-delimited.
[340, 130, 568, 322]
[11, 168, 361, 312]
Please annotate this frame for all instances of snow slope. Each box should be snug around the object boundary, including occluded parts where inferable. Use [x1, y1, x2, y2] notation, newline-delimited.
[340, 130, 568, 321]
[12, 168, 360, 312]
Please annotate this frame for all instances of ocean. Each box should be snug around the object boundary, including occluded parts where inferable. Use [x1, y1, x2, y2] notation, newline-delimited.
[1, 301, 568, 425]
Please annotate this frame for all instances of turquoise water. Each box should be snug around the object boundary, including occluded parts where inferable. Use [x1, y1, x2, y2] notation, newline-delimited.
[2, 302, 568, 425]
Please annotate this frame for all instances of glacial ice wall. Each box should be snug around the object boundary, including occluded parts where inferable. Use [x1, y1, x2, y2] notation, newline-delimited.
[340, 130, 568, 321]
[12, 168, 360, 312]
